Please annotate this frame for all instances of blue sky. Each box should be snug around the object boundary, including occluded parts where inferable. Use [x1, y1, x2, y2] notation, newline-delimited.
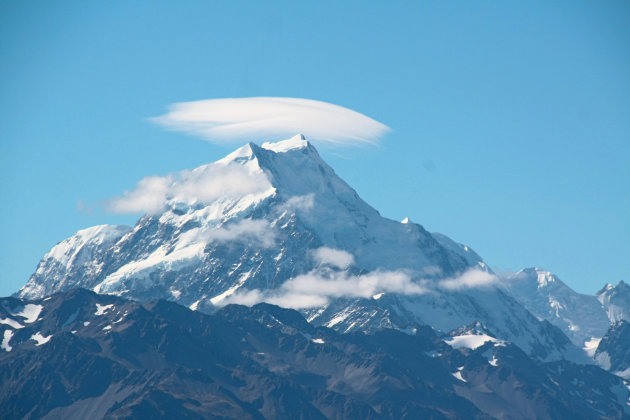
[1, 1, 628, 296]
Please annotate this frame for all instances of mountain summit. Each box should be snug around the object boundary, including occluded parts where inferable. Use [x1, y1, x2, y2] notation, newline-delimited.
[18, 136, 585, 362]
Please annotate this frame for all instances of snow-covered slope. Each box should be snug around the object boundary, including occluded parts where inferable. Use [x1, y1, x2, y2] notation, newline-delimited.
[17, 135, 585, 362]
[20, 225, 131, 299]
[597, 281, 630, 323]
[504, 268, 610, 347]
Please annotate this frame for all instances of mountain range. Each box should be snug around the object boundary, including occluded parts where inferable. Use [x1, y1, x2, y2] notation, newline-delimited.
[5, 135, 630, 418]
[2, 289, 629, 419]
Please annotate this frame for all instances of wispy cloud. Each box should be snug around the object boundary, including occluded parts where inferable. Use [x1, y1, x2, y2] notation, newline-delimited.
[151, 97, 390, 146]
[311, 246, 354, 269]
[224, 268, 427, 309]
[213, 247, 498, 309]
[217, 246, 428, 309]
[437, 269, 498, 291]
[200, 219, 277, 248]
[106, 163, 272, 214]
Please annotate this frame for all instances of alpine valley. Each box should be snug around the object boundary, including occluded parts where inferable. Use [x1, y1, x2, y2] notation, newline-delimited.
[3, 135, 630, 419]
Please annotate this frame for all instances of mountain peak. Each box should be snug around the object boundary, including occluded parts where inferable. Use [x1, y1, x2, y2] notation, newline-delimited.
[262, 134, 309, 153]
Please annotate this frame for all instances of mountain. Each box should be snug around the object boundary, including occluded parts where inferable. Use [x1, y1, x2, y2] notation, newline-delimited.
[597, 281, 630, 323]
[595, 321, 630, 380]
[17, 136, 586, 362]
[2, 289, 629, 419]
[503, 268, 611, 347]
[21, 135, 475, 300]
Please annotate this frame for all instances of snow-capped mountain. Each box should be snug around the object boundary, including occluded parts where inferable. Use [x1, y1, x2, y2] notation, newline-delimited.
[503, 268, 611, 346]
[598, 281, 630, 323]
[17, 135, 586, 362]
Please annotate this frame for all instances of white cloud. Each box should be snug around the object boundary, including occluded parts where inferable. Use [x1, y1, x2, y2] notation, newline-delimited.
[201, 219, 277, 248]
[220, 266, 497, 310]
[437, 269, 498, 291]
[222, 268, 427, 309]
[311, 246, 354, 269]
[284, 193, 315, 213]
[106, 163, 272, 214]
[151, 97, 390, 146]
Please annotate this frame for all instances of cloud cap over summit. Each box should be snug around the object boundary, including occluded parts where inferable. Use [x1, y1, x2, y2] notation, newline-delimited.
[151, 97, 390, 146]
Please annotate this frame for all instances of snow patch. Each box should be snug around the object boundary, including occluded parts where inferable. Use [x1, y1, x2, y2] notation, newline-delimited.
[445, 334, 502, 350]
[1, 330, 13, 351]
[14, 304, 43, 323]
[326, 311, 351, 328]
[94, 304, 114, 316]
[31, 332, 52, 346]
[595, 351, 612, 370]
[312, 338, 325, 344]
[0, 318, 23, 329]
[614, 368, 630, 380]
[583, 337, 601, 358]
[452, 367, 467, 382]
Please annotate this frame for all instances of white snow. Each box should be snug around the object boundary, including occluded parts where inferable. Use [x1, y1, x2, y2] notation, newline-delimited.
[210, 270, 252, 305]
[97, 242, 206, 293]
[372, 293, 384, 300]
[595, 351, 612, 370]
[326, 310, 351, 328]
[261, 134, 308, 153]
[31, 332, 52, 346]
[170, 289, 182, 299]
[401, 217, 410, 224]
[452, 366, 467, 382]
[445, 334, 501, 350]
[83, 321, 90, 326]
[311, 338, 325, 344]
[102, 325, 112, 331]
[489, 356, 499, 366]
[0, 318, 23, 329]
[614, 368, 630, 380]
[48, 225, 130, 266]
[14, 304, 43, 323]
[189, 299, 201, 311]
[94, 304, 114, 316]
[583, 337, 601, 358]
[1, 330, 13, 351]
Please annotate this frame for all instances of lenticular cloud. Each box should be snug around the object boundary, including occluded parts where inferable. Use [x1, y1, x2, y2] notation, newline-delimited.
[151, 97, 390, 146]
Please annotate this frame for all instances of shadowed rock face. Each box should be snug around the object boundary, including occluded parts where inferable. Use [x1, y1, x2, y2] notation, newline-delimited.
[596, 320, 630, 378]
[1, 289, 628, 420]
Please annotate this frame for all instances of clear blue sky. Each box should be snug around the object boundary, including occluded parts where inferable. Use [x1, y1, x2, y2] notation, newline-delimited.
[1, 1, 628, 296]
